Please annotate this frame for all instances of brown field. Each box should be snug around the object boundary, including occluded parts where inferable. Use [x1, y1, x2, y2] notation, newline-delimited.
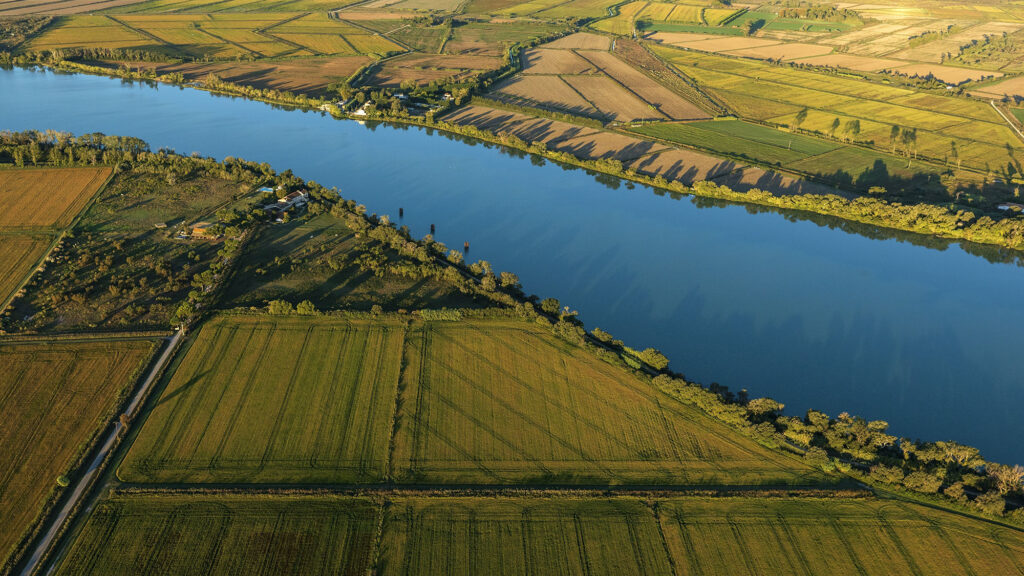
[121, 57, 369, 94]
[575, 49, 708, 120]
[0, 167, 109, 229]
[543, 31, 610, 50]
[332, 9, 412, 20]
[522, 48, 597, 75]
[710, 165, 844, 197]
[893, 21, 1023, 62]
[628, 148, 739, 184]
[555, 130, 667, 160]
[724, 42, 834, 61]
[0, 338, 154, 569]
[495, 75, 598, 116]
[441, 105, 600, 145]
[793, 53, 903, 71]
[890, 63, 1002, 84]
[647, 31, 717, 44]
[367, 53, 502, 86]
[0, 0, 145, 16]
[971, 75, 1024, 99]
[563, 74, 666, 121]
[0, 235, 51, 308]
[672, 36, 781, 53]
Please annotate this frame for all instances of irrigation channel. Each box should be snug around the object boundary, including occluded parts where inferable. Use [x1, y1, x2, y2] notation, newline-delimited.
[2, 66, 1023, 464]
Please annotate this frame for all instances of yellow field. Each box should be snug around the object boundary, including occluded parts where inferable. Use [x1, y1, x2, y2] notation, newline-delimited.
[0, 338, 154, 569]
[391, 320, 821, 485]
[0, 167, 110, 230]
[0, 235, 51, 308]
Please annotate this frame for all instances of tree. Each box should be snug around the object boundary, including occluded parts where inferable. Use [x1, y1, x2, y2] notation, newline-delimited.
[829, 118, 841, 138]
[988, 463, 1024, 495]
[296, 300, 317, 315]
[794, 107, 808, 131]
[267, 300, 294, 315]
[498, 271, 519, 288]
[637, 348, 669, 370]
[844, 119, 860, 141]
[540, 298, 560, 316]
[890, 125, 901, 153]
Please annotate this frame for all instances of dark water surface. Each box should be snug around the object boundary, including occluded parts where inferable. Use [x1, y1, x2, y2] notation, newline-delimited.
[3, 66, 1022, 463]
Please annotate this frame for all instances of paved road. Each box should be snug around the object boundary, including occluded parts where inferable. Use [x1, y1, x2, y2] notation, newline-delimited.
[992, 100, 1024, 142]
[19, 330, 183, 576]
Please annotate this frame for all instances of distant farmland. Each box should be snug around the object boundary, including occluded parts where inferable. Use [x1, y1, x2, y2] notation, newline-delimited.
[0, 167, 109, 229]
[390, 319, 820, 486]
[119, 315, 405, 484]
[0, 338, 154, 569]
[55, 493, 378, 576]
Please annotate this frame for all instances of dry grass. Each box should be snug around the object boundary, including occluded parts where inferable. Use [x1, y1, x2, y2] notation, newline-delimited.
[543, 31, 610, 50]
[628, 148, 739, 185]
[441, 105, 600, 145]
[120, 315, 405, 484]
[0, 338, 154, 569]
[0, 167, 110, 230]
[390, 319, 821, 486]
[122, 57, 369, 94]
[522, 48, 597, 75]
[971, 75, 1024, 99]
[367, 53, 502, 86]
[563, 74, 665, 121]
[494, 75, 599, 116]
[574, 49, 708, 119]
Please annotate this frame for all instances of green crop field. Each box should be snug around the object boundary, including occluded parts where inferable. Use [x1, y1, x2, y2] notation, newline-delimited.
[0, 338, 154, 568]
[631, 119, 840, 165]
[1012, 107, 1024, 124]
[55, 494, 378, 576]
[379, 497, 674, 576]
[655, 46, 1024, 171]
[390, 319, 821, 485]
[0, 234, 51, 307]
[119, 315, 405, 483]
[658, 497, 1024, 575]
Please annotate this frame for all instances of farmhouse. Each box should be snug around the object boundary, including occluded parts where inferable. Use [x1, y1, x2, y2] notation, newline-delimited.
[997, 202, 1024, 212]
[278, 190, 309, 208]
[190, 221, 217, 238]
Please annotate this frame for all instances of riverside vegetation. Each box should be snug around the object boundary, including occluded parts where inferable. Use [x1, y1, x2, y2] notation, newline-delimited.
[1, 132, 1023, 574]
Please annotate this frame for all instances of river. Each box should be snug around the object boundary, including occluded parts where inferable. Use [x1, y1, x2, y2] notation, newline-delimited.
[2, 66, 1022, 464]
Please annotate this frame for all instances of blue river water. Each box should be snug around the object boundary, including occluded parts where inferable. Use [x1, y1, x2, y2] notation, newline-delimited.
[2, 66, 1022, 463]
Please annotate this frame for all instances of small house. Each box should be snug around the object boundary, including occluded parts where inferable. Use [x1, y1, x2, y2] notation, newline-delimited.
[190, 221, 217, 238]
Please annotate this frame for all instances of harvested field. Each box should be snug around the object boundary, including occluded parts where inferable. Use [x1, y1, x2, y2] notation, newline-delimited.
[366, 53, 502, 86]
[0, 234, 51, 307]
[724, 42, 833, 61]
[441, 105, 600, 145]
[890, 62, 1002, 84]
[0, 338, 154, 569]
[390, 319, 820, 485]
[120, 57, 368, 94]
[0, 0, 145, 16]
[971, 76, 1024, 100]
[0, 167, 109, 229]
[574, 49, 708, 119]
[22, 15, 152, 52]
[521, 48, 597, 75]
[711, 165, 845, 197]
[673, 35, 781, 52]
[494, 75, 598, 116]
[55, 494, 378, 576]
[893, 21, 1023, 62]
[119, 315, 405, 484]
[658, 497, 1024, 575]
[554, 130, 667, 161]
[380, 497, 674, 576]
[793, 53, 903, 71]
[543, 31, 610, 50]
[647, 31, 718, 44]
[628, 148, 739, 184]
[563, 74, 666, 121]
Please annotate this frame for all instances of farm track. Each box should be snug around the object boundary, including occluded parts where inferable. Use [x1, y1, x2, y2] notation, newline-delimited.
[17, 330, 183, 576]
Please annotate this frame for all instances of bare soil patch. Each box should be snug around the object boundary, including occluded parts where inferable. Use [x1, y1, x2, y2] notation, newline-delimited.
[442, 105, 599, 145]
[576, 50, 708, 120]
[563, 74, 666, 121]
[367, 53, 502, 87]
[119, 57, 369, 95]
[494, 75, 598, 116]
[522, 48, 597, 75]
[675, 36, 781, 52]
[971, 76, 1024, 100]
[555, 130, 667, 161]
[793, 53, 902, 71]
[628, 148, 738, 184]
[543, 32, 611, 50]
[724, 42, 833, 61]
[0, 0, 145, 15]
[647, 32, 718, 45]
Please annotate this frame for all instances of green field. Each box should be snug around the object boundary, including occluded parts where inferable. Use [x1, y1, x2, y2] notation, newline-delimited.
[120, 315, 405, 483]
[391, 319, 821, 485]
[0, 338, 154, 569]
[631, 119, 840, 165]
[1013, 107, 1024, 124]
[654, 46, 1024, 172]
[55, 494, 378, 576]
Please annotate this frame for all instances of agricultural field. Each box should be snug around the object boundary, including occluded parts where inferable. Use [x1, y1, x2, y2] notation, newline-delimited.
[99, 0, 361, 13]
[0, 338, 154, 569]
[493, 32, 709, 122]
[55, 494, 378, 576]
[390, 319, 821, 485]
[365, 52, 502, 86]
[0, 166, 109, 230]
[379, 497, 674, 575]
[119, 315, 405, 483]
[223, 212, 491, 311]
[0, 234, 51, 308]
[25, 12, 402, 59]
[0, 0, 147, 16]
[653, 46, 1024, 175]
